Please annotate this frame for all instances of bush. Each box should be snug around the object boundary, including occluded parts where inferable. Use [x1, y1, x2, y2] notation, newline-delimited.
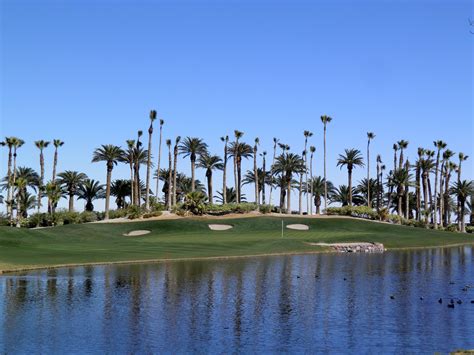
[80, 211, 98, 223]
[61, 211, 80, 225]
[445, 224, 458, 232]
[108, 209, 128, 219]
[466, 226, 474, 234]
[259, 204, 272, 214]
[127, 205, 144, 220]
[204, 203, 258, 215]
[0, 213, 10, 226]
[326, 206, 377, 220]
[143, 211, 162, 219]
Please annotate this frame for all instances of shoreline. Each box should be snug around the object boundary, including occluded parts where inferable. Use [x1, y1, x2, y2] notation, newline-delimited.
[1, 241, 473, 276]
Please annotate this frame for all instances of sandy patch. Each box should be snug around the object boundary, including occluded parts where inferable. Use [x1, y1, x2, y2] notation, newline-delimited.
[123, 230, 151, 236]
[208, 224, 233, 231]
[286, 224, 309, 230]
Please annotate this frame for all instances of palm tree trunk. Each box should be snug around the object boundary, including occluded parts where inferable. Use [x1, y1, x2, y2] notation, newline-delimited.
[155, 125, 163, 201]
[428, 178, 433, 224]
[439, 163, 445, 228]
[316, 196, 321, 214]
[404, 160, 409, 220]
[367, 140, 370, 208]
[457, 161, 463, 231]
[298, 173, 303, 215]
[444, 171, 451, 226]
[376, 161, 380, 211]
[348, 167, 353, 206]
[269, 143, 277, 207]
[167, 148, 172, 211]
[237, 157, 242, 203]
[6, 146, 12, 220]
[129, 163, 134, 206]
[222, 143, 227, 204]
[304, 140, 309, 214]
[69, 193, 74, 212]
[416, 165, 421, 221]
[207, 171, 213, 204]
[191, 156, 196, 192]
[422, 172, 429, 224]
[433, 150, 441, 229]
[323, 125, 328, 212]
[105, 166, 112, 220]
[254, 149, 259, 205]
[233, 154, 238, 204]
[37, 150, 45, 217]
[398, 195, 403, 222]
[172, 145, 178, 206]
[310, 153, 314, 215]
[49, 147, 59, 214]
[460, 201, 466, 233]
[262, 155, 266, 204]
[145, 126, 153, 211]
[287, 176, 291, 213]
[11, 147, 19, 225]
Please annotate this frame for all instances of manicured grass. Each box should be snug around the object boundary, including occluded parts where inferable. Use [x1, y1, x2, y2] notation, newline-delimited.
[0, 216, 473, 272]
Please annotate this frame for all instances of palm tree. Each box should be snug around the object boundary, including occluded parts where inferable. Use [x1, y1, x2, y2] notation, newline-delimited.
[243, 168, 271, 202]
[4, 137, 14, 218]
[220, 135, 229, 204]
[450, 180, 473, 233]
[457, 152, 469, 231]
[17, 191, 36, 219]
[253, 138, 259, 205]
[415, 148, 424, 221]
[366, 132, 375, 208]
[443, 161, 457, 226]
[432, 140, 447, 229]
[124, 139, 136, 205]
[10, 137, 24, 224]
[228, 141, 252, 203]
[134, 130, 143, 204]
[44, 181, 65, 215]
[92, 144, 124, 220]
[172, 136, 181, 206]
[216, 187, 240, 204]
[77, 179, 105, 212]
[155, 119, 165, 201]
[309, 146, 316, 214]
[110, 179, 131, 209]
[376, 155, 382, 211]
[392, 144, 398, 171]
[320, 115, 332, 213]
[14, 177, 27, 225]
[57, 171, 88, 212]
[439, 149, 454, 228]
[420, 154, 435, 224]
[273, 153, 305, 212]
[145, 110, 157, 211]
[298, 150, 306, 215]
[389, 167, 412, 221]
[397, 140, 409, 170]
[51, 139, 64, 182]
[268, 137, 279, 207]
[330, 185, 364, 206]
[197, 153, 223, 204]
[179, 137, 208, 192]
[34, 140, 50, 218]
[303, 130, 313, 214]
[233, 130, 244, 202]
[356, 178, 379, 207]
[166, 139, 172, 210]
[305, 176, 334, 214]
[337, 149, 364, 206]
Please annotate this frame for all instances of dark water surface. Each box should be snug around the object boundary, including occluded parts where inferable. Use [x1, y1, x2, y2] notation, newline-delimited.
[1, 247, 473, 354]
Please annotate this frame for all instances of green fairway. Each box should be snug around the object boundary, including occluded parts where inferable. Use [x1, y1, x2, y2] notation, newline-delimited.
[0, 216, 473, 272]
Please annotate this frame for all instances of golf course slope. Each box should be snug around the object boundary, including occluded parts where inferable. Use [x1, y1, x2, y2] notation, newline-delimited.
[0, 216, 472, 273]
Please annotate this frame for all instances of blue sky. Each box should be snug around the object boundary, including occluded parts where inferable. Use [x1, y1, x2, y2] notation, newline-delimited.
[1, 0, 473, 212]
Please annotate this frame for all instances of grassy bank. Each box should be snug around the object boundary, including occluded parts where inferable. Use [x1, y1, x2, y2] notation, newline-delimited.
[0, 216, 473, 273]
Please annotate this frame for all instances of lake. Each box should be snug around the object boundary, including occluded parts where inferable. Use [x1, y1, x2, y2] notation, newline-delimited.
[1, 246, 473, 353]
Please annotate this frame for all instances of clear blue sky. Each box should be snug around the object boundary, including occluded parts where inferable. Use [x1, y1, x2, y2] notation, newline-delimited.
[1, 0, 473, 212]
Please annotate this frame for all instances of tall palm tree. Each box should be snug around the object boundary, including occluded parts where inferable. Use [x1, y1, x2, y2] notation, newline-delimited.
[303, 130, 313, 214]
[450, 180, 473, 233]
[397, 140, 409, 170]
[366, 132, 375, 208]
[172, 136, 181, 206]
[443, 161, 457, 226]
[320, 115, 332, 213]
[420, 153, 434, 224]
[77, 179, 105, 212]
[155, 119, 165, 201]
[197, 153, 223, 204]
[4, 137, 14, 218]
[166, 139, 172, 210]
[233, 130, 244, 202]
[273, 153, 305, 212]
[123, 139, 136, 206]
[337, 149, 364, 206]
[57, 170, 88, 212]
[298, 150, 306, 215]
[179, 137, 208, 192]
[145, 110, 157, 210]
[376, 155, 382, 211]
[92, 144, 124, 220]
[229, 141, 253, 203]
[134, 130, 143, 205]
[439, 149, 454, 228]
[309, 146, 316, 215]
[220, 135, 229, 204]
[432, 140, 447, 229]
[10, 137, 24, 224]
[34, 140, 50, 218]
[457, 152, 468, 231]
[268, 137, 279, 207]
[392, 144, 398, 171]
[253, 138, 259, 205]
[51, 139, 64, 182]
[415, 148, 424, 221]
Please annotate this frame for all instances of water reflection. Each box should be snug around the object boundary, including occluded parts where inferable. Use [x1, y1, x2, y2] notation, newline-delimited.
[0, 246, 473, 353]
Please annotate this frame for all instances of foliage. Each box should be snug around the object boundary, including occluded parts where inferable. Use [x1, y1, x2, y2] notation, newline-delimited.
[143, 211, 163, 219]
[108, 209, 128, 219]
[326, 206, 377, 220]
[127, 205, 144, 220]
[204, 203, 258, 215]
[259, 204, 272, 214]
[183, 191, 206, 215]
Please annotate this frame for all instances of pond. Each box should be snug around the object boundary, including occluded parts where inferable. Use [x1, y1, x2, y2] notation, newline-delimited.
[1, 247, 473, 353]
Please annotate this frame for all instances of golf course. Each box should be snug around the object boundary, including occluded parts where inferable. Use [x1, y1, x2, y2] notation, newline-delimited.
[1, 216, 473, 274]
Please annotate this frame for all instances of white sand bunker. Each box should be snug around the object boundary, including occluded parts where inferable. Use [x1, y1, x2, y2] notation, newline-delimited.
[286, 224, 309, 231]
[208, 224, 233, 231]
[123, 230, 151, 236]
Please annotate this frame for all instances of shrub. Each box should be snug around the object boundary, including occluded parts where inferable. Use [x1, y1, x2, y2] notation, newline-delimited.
[127, 205, 144, 220]
[466, 226, 473, 234]
[377, 208, 389, 222]
[143, 211, 162, 219]
[80, 211, 98, 223]
[108, 209, 128, 219]
[259, 204, 272, 214]
[61, 211, 80, 225]
[0, 213, 10, 226]
[445, 224, 458, 232]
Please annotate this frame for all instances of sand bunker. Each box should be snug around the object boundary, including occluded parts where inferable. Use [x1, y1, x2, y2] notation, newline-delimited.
[286, 224, 309, 230]
[208, 224, 233, 231]
[123, 230, 151, 236]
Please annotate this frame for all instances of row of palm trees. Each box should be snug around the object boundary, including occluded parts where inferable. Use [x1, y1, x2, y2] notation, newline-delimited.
[2, 113, 473, 231]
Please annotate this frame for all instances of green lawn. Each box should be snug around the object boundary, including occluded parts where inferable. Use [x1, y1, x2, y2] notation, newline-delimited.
[0, 216, 473, 272]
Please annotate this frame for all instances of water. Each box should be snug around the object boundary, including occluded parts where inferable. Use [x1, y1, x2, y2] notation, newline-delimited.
[1, 247, 473, 354]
